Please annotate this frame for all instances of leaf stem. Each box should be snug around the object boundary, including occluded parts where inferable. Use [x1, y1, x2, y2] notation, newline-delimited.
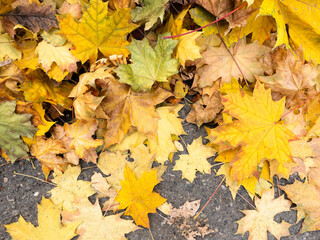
[193, 176, 225, 220]
[14, 171, 57, 186]
[162, 2, 247, 39]
[280, 91, 320, 119]
[215, 20, 248, 86]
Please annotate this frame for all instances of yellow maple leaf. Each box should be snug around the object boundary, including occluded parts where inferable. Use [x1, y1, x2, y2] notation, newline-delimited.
[259, 0, 320, 64]
[116, 166, 166, 228]
[61, 198, 139, 240]
[165, 8, 202, 68]
[173, 137, 216, 182]
[36, 40, 78, 73]
[227, 0, 276, 45]
[207, 81, 297, 181]
[63, 119, 103, 159]
[58, 0, 137, 63]
[30, 136, 68, 179]
[49, 165, 96, 211]
[0, 33, 21, 61]
[236, 188, 292, 240]
[216, 149, 272, 199]
[98, 145, 166, 190]
[20, 69, 74, 109]
[149, 105, 186, 164]
[5, 197, 80, 240]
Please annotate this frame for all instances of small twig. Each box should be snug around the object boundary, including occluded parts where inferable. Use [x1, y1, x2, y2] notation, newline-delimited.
[14, 171, 57, 186]
[194, 176, 225, 220]
[281, 91, 320, 119]
[162, 2, 247, 39]
[216, 20, 248, 86]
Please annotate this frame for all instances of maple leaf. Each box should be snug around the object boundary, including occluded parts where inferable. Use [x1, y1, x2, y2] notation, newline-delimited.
[116, 166, 166, 228]
[280, 172, 320, 231]
[186, 91, 223, 126]
[259, 0, 320, 64]
[165, 8, 202, 68]
[15, 101, 55, 137]
[20, 69, 74, 109]
[1, 3, 58, 36]
[194, 0, 254, 30]
[0, 33, 21, 61]
[49, 165, 96, 211]
[61, 198, 139, 240]
[196, 39, 270, 88]
[98, 145, 166, 190]
[258, 47, 319, 108]
[91, 172, 116, 199]
[131, 0, 169, 30]
[58, 0, 137, 63]
[173, 137, 216, 182]
[236, 188, 292, 240]
[36, 40, 78, 73]
[227, 0, 276, 45]
[63, 120, 103, 160]
[0, 100, 36, 162]
[207, 81, 297, 181]
[149, 105, 186, 164]
[114, 34, 178, 92]
[30, 136, 68, 179]
[99, 77, 171, 147]
[216, 149, 272, 199]
[167, 200, 215, 240]
[5, 197, 80, 240]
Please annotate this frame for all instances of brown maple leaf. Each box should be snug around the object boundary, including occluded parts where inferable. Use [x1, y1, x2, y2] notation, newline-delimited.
[99, 77, 172, 147]
[1, 3, 58, 37]
[258, 47, 319, 108]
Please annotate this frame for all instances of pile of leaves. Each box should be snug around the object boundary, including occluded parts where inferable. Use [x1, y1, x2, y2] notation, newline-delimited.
[1, 0, 320, 239]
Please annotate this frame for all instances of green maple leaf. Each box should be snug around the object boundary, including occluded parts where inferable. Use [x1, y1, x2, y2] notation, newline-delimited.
[0, 101, 36, 162]
[114, 34, 178, 92]
[131, 0, 169, 30]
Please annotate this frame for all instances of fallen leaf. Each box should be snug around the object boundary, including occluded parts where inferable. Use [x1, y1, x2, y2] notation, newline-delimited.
[131, 0, 169, 30]
[5, 197, 80, 240]
[258, 47, 319, 108]
[58, 0, 137, 63]
[207, 81, 297, 181]
[49, 165, 96, 211]
[2, 3, 58, 36]
[0, 100, 36, 162]
[114, 34, 178, 92]
[173, 137, 216, 182]
[280, 180, 320, 232]
[165, 8, 202, 68]
[236, 188, 292, 240]
[30, 136, 68, 179]
[99, 77, 171, 147]
[36, 40, 78, 73]
[186, 91, 223, 126]
[149, 105, 186, 164]
[259, 0, 320, 64]
[63, 119, 103, 161]
[168, 200, 215, 240]
[196, 38, 270, 87]
[0, 33, 21, 61]
[90, 172, 116, 198]
[61, 198, 139, 240]
[116, 166, 166, 228]
[20, 69, 74, 109]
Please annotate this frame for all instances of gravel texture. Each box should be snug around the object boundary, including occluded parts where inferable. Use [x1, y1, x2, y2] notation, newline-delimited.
[1, 106, 320, 240]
